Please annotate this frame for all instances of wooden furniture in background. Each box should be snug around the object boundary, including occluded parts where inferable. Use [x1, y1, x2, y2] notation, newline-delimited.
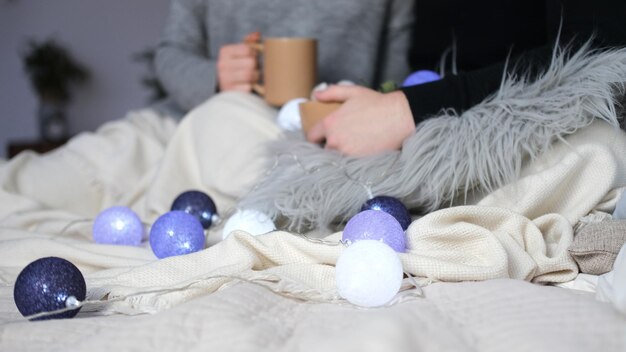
[7, 139, 68, 158]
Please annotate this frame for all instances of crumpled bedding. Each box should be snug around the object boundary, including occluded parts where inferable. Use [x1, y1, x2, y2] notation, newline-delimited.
[1, 279, 624, 351]
[0, 104, 626, 351]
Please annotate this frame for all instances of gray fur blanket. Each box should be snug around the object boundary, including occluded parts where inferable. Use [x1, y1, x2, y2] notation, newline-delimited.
[239, 43, 626, 231]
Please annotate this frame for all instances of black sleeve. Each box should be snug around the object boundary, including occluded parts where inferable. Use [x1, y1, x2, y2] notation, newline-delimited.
[402, 0, 626, 126]
[401, 45, 554, 125]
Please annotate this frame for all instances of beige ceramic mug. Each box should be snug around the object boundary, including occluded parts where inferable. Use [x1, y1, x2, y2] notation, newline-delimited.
[249, 38, 317, 107]
[299, 101, 341, 135]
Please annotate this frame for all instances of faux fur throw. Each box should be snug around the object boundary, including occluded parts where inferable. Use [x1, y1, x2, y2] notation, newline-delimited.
[239, 43, 626, 231]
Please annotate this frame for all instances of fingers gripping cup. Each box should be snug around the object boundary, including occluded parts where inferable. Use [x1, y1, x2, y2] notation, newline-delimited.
[249, 38, 317, 107]
[299, 101, 341, 135]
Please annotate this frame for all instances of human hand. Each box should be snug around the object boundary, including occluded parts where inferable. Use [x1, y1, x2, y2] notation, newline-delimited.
[216, 32, 260, 92]
[306, 85, 415, 157]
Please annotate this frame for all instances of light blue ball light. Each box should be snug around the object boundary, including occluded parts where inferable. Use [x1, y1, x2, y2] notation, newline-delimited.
[92, 206, 144, 246]
[149, 211, 205, 259]
[342, 210, 406, 252]
[402, 70, 441, 87]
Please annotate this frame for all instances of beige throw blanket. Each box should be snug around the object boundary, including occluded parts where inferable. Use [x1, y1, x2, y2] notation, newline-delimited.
[1, 91, 625, 315]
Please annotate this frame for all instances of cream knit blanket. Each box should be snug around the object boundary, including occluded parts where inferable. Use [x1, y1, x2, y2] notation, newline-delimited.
[1, 104, 624, 313]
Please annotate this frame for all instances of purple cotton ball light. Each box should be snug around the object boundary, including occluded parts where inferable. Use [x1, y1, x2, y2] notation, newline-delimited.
[170, 190, 218, 229]
[361, 196, 412, 230]
[13, 257, 86, 320]
[342, 210, 406, 252]
[402, 70, 441, 87]
[149, 210, 205, 259]
[93, 206, 144, 246]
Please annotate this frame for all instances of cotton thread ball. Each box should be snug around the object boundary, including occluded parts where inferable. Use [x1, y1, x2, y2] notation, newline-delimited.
[171, 190, 218, 229]
[361, 196, 412, 231]
[277, 98, 307, 131]
[402, 70, 441, 87]
[336, 240, 403, 307]
[13, 257, 86, 320]
[92, 206, 144, 245]
[149, 211, 205, 259]
[222, 209, 276, 240]
[342, 210, 406, 252]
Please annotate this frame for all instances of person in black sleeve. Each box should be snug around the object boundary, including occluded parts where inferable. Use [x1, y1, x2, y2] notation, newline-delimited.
[306, 0, 626, 157]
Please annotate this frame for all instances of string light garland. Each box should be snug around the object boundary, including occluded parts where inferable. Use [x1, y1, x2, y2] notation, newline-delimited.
[13, 104, 426, 319]
[10, 254, 423, 322]
[12, 244, 422, 321]
[12, 225, 421, 320]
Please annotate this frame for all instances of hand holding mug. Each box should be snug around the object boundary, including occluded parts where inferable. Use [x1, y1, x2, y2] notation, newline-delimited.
[307, 85, 415, 157]
[216, 32, 261, 92]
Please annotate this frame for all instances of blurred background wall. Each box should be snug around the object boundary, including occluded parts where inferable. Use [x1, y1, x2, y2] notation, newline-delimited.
[0, 0, 171, 158]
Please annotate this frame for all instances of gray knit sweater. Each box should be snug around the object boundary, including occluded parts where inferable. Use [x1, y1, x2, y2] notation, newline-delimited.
[155, 0, 415, 113]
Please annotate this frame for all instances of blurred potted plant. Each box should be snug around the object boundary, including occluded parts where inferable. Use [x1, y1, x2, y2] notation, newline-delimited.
[22, 38, 89, 142]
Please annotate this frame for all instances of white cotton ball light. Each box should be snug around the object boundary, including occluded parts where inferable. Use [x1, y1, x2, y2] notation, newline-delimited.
[277, 98, 307, 131]
[335, 240, 403, 308]
[612, 190, 626, 219]
[222, 209, 276, 240]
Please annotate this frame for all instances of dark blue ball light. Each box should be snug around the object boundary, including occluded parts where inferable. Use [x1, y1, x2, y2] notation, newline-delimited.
[361, 196, 412, 231]
[149, 210, 206, 259]
[170, 190, 218, 229]
[13, 257, 86, 320]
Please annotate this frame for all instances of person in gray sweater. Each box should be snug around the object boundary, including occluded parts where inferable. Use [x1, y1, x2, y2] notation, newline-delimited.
[155, 0, 415, 113]
[0, 0, 416, 231]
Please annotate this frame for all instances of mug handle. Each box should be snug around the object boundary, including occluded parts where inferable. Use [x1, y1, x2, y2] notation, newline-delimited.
[246, 41, 265, 96]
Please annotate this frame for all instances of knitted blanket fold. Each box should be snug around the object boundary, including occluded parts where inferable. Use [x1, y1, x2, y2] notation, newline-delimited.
[239, 43, 626, 231]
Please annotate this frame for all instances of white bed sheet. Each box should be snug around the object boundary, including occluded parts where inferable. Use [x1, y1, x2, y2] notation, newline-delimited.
[1, 104, 626, 351]
[1, 279, 624, 352]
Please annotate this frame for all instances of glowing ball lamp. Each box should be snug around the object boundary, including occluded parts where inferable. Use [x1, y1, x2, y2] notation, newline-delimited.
[93, 206, 144, 245]
[402, 70, 441, 87]
[336, 240, 403, 307]
[342, 210, 406, 252]
[149, 211, 205, 259]
[277, 98, 307, 131]
[222, 209, 276, 240]
[361, 196, 412, 231]
[171, 190, 218, 229]
[13, 257, 86, 320]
